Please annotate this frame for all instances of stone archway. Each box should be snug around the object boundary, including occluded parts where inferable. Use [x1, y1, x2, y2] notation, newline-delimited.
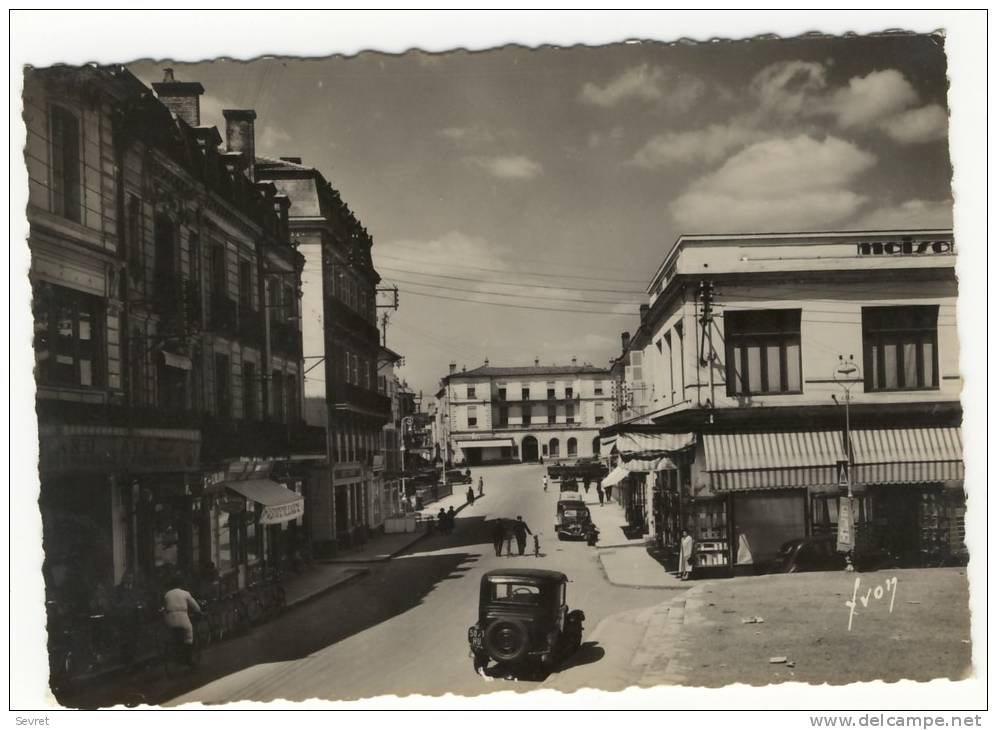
[521, 435, 539, 462]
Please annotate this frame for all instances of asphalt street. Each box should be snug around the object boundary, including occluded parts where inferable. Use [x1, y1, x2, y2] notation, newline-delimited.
[62, 463, 668, 707]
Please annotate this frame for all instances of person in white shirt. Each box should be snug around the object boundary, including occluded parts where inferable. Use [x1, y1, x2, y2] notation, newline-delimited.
[162, 579, 202, 645]
[542, 475, 548, 492]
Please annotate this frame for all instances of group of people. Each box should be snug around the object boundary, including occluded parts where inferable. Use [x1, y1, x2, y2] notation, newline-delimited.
[434, 506, 458, 535]
[491, 516, 534, 557]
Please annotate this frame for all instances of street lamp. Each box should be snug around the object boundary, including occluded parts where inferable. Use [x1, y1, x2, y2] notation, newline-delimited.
[832, 355, 861, 572]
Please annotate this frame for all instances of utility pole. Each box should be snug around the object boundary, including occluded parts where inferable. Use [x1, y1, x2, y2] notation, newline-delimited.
[698, 280, 716, 410]
[381, 311, 390, 347]
[833, 355, 861, 572]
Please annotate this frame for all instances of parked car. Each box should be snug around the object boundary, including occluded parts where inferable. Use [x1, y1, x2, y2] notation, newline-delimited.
[768, 535, 847, 574]
[554, 498, 591, 540]
[467, 569, 584, 675]
[444, 469, 473, 486]
[547, 464, 565, 481]
[559, 477, 579, 493]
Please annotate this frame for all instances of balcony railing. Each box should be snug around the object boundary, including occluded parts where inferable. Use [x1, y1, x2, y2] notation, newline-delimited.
[326, 295, 380, 343]
[335, 382, 392, 418]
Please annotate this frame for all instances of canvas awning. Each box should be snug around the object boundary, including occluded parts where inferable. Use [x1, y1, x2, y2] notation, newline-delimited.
[704, 431, 846, 492]
[614, 432, 695, 456]
[456, 439, 515, 450]
[602, 456, 675, 487]
[850, 428, 963, 486]
[225, 479, 304, 525]
[601, 464, 629, 487]
[599, 435, 618, 453]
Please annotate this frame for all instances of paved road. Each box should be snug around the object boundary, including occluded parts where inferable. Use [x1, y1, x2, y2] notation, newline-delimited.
[62, 463, 668, 707]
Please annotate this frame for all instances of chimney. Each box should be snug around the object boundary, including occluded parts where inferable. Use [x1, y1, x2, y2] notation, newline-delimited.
[223, 109, 257, 180]
[639, 304, 649, 322]
[484, 358, 489, 367]
[534, 357, 539, 367]
[621, 331, 630, 351]
[449, 362, 457, 375]
[571, 356, 577, 366]
[152, 68, 204, 127]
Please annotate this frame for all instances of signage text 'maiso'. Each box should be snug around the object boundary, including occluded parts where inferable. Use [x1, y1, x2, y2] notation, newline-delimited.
[856, 239, 953, 256]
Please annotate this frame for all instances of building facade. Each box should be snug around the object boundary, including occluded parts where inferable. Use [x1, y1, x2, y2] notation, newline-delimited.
[254, 155, 392, 556]
[602, 230, 964, 574]
[436, 361, 614, 466]
[27, 66, 319, 618]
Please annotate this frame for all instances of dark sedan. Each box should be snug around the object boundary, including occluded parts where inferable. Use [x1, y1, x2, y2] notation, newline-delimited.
[768, 535, 847, 574]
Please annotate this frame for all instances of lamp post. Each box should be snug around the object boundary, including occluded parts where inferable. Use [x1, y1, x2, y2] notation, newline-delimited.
[832, 355, 861, 572]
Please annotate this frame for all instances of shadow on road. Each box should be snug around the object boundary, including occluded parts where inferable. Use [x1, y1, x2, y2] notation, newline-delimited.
[58, 512, 508, 709]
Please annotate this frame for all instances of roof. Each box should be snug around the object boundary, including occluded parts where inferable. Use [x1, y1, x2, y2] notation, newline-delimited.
[448, 364, 610, 380]
[482, 568, 567, 583]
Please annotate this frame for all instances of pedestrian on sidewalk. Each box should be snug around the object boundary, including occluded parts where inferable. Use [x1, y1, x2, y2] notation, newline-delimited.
[605, 484, 613, 503]
[492, 519, 506, 556]
[466, 486, 475, 506]
[583, 478, 591, 494]
[513, 516, 533, 556]
[437, 508, 447, 535]
[447, 506, 457, 534]
[679, 530, 695, 580]
[596, 484, 605, 506]
[478, 476, 484, 497]
[542, 475, 548, 492]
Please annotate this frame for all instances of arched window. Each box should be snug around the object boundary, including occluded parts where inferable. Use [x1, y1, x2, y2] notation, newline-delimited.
[549, 438, 560, 458]
[567, 438, 577, 457]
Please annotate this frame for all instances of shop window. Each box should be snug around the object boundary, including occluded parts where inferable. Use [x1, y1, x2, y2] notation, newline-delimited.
[862, 306, 939, 392]
[50, 105, 81, 223]
[467, 405, 478, 428]
[724, 309, 802, 396]
[32, 283, 102, 388]
[567, 438, 577, 457]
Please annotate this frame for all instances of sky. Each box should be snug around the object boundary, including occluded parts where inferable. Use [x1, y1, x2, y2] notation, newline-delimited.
[128, 33, 955, 403]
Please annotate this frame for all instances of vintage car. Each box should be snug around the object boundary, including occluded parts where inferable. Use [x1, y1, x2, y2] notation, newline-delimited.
[554, 498, 591, 540]
[559, 477, 579, 493]
[467, 569, 584, 674]
[444, 469, 473, 486]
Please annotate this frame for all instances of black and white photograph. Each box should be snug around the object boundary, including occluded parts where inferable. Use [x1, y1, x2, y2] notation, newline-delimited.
[9, 10, 988, 720]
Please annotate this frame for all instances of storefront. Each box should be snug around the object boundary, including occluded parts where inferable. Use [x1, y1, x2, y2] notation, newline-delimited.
[456, 438, 516, 465]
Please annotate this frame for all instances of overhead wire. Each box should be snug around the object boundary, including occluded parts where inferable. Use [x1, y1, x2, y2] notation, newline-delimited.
[396, 287, 634, 316]
[372, 252, 647, 284]
[378, 274, 642, 305]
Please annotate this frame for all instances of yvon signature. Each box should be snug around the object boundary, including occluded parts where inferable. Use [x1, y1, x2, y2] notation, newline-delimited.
[845, 576, 898, 631]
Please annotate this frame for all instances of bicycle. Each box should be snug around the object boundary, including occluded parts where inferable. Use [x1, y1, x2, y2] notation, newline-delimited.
[161, 614, 204, 678]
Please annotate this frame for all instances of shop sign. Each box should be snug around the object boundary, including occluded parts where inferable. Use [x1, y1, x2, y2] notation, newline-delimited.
[856, 239, 953, 256]
[836, 498, 855, 553]
[39, 430, 200, 475]
[261, 500, 305, 525]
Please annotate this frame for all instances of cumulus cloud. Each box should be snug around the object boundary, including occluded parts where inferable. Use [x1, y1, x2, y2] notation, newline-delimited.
[879, 104, 949, 144]
[849, 199, 954, 230]
[825, 69, 920, 128]
[629, 124, 765, 168]
[580, 64, 705, 110]
[468, 155, 542, 180]
[750, 60, 828, 119]
[670, 135, 876, 232]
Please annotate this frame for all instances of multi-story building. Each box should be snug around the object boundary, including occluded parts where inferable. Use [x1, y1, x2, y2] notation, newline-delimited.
[376, 344, 405, 528]
[435, 360, 614, 466]
[254, 154, 392, 556]
[27, 66, 319, 617]
[601, 230, 964, 574]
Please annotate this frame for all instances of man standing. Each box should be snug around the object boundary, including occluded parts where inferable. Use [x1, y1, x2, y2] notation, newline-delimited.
[478, 476, 484, 497]
[596, 483, 605, 506]
[513, 515, 533, 556]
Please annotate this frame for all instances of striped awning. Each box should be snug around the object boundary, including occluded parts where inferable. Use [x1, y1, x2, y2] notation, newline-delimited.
[602, 464, 628, 487]
[614, 432, 695, 456]
[623, 456, 676, 473]
[704, 431, 846, 493]
[850, 428, 963, 486]
[599, 436, 618, 453]
[456, 439, 515, 450]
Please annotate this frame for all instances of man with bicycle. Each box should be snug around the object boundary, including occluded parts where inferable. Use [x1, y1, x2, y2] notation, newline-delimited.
[162, 575, 202, 664]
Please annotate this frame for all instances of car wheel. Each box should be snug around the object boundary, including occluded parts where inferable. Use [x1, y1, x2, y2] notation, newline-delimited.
[483, 618, 530, 664]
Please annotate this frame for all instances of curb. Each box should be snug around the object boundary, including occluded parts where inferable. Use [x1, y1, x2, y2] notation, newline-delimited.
[284, 567, 371, 609]
[596, 550, 690, 591]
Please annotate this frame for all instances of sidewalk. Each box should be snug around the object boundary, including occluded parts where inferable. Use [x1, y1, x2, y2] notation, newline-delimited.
[282, 564, 370, 607]
[318, 489, 482, 564]
[582, 495, 685, 590]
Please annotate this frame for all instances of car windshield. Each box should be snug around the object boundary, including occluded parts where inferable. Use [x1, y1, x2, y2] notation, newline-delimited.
[490, 582, 541, 604]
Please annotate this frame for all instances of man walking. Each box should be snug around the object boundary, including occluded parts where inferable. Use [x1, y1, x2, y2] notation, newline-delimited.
[542, 475, 548, 492]
[478, 476, 484, 497]
[596, 483, 605, 506]
[492, 519, 506, 556]
[513, 515, 533, 556]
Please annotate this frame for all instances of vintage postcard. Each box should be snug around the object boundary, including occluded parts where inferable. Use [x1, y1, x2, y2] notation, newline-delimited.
[9, 10, 987, 720]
